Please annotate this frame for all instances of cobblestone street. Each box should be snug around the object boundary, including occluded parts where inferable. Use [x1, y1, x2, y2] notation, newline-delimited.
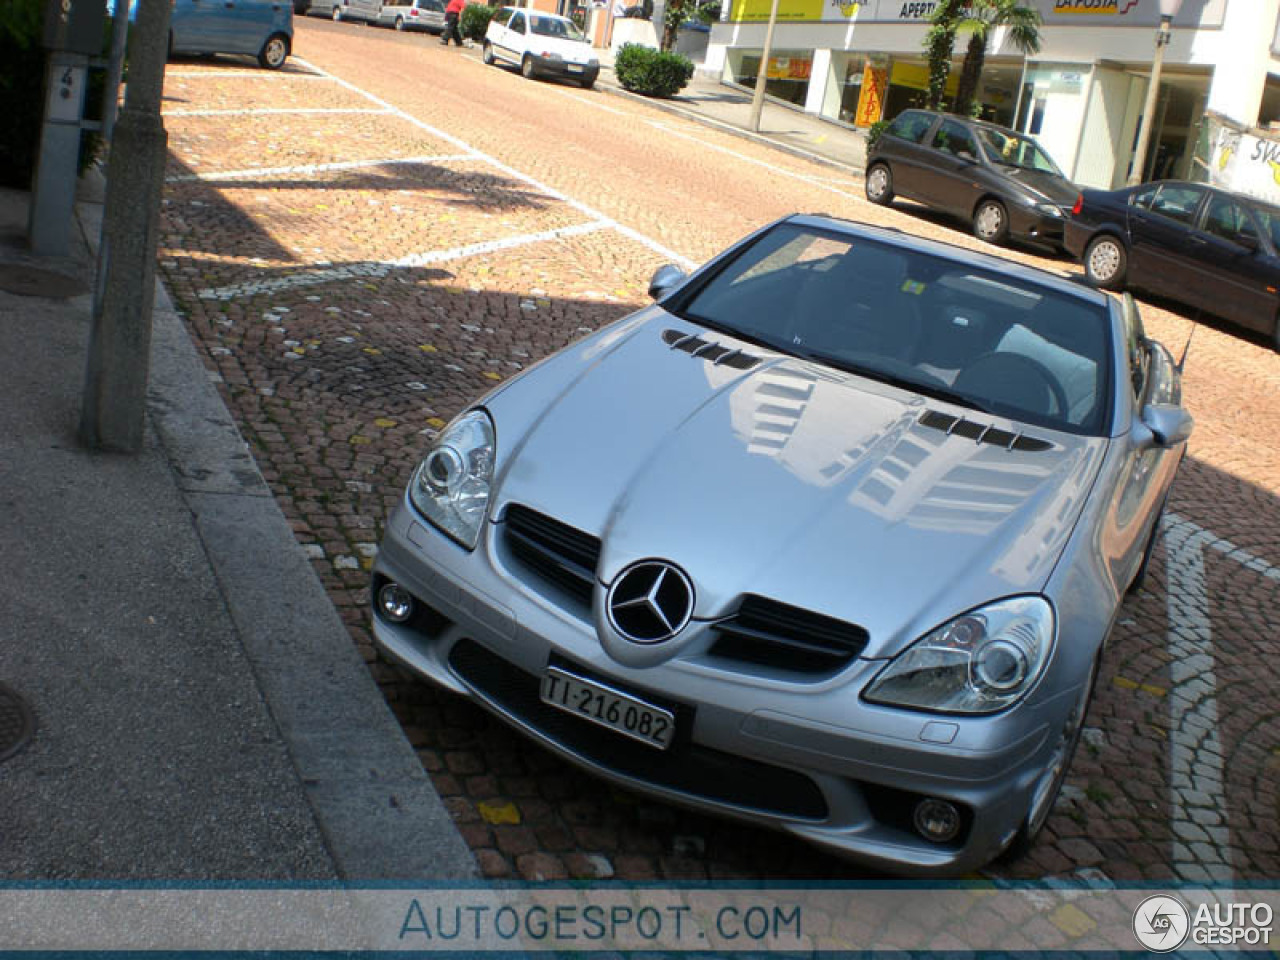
[154, 19, 1280, 884]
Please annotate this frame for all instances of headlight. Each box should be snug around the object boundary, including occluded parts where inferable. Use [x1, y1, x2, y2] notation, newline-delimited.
[863, 596, 1054, 714]
[1034, 203, 1064, 217]
[408, 409, 495, 549]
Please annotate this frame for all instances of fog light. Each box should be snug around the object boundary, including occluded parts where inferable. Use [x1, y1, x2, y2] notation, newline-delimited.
[913, 798, 961, 844]
[378, 583, 414, 623]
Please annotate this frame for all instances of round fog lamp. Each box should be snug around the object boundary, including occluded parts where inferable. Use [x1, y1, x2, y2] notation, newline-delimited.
[378, 583, 414, 623]
[913, 798, 961, 844]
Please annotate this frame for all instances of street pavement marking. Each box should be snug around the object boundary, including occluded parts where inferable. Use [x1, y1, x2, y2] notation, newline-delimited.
[293, 56, 697, 270]
[195, 220, 614, 301]
[1159, 510, 1280, 883]
[646, 120, 864, 201]
[165, 70, 331, 78]
[166, 153, 473, 183]
[162, 107, 393, 117]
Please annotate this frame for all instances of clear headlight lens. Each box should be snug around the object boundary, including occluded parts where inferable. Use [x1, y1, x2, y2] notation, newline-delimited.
[408, 409, 495, 550]
[863, 596, 1054, 714]
[1034, 203, 1064, 217]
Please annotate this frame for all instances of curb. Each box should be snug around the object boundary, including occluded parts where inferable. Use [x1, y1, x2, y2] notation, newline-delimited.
[78, 202, 478, 881]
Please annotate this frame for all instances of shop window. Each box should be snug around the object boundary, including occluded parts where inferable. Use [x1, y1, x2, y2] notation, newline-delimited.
[726, 48, 813, 108]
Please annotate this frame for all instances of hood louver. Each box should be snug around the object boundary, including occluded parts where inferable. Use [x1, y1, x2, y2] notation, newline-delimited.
[661, 329, 761, 371]
[918, 409, 1053, 453]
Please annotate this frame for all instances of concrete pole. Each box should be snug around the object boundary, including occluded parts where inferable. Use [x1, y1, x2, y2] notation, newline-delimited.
[1127, 17, 1170, 187]
[747, 0, 779, 133]
[101, 0, 132, 142]
[80, 0, 172, 453]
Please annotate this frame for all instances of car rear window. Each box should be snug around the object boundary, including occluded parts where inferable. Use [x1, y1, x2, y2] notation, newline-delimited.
[671, 223, 1113, 436]
[887, 111, 933, 144]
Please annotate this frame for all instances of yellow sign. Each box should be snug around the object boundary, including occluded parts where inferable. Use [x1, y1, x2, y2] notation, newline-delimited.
[889, 60, 957, 95]
[730, 0, 857, 21]
[854, 64, 887, 126]
[765, 56, 813, 79]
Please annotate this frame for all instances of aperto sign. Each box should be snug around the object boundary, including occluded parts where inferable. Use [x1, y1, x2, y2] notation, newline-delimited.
[727, 0, 1225, 26]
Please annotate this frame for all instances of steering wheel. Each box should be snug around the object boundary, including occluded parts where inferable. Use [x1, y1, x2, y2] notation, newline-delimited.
[952, 351, 1069, 419]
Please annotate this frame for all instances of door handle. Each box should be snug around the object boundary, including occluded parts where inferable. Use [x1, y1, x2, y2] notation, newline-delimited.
[1188, 235, 1207, 245]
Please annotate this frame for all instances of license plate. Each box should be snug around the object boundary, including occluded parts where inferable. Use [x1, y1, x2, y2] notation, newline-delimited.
[567, 64, 583, 73]
[540, 667, 675, 750]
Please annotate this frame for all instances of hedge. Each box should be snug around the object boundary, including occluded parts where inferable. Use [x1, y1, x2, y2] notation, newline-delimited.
[460, 3, 499, 41]
[613, 43, 693, 99]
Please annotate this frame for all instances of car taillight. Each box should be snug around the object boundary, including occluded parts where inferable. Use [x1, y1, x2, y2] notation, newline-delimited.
[1071, 193, 1083, 217]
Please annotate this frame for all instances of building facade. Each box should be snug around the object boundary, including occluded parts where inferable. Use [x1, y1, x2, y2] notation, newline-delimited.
[704, 0, 1280, 188]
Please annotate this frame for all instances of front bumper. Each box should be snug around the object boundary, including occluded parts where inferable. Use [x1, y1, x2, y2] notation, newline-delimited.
[1009, 204, 1067, 245]
[371, 498, 1083, 876]
[530, 54, 598, 84]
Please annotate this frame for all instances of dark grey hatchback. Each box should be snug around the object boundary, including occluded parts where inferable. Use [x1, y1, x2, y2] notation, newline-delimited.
[866, 109, 1078, 248]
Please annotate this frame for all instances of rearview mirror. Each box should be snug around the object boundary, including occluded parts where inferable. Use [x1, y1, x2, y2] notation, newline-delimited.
[1140, 403, 1193, 448]
[648, 264, 687, 300]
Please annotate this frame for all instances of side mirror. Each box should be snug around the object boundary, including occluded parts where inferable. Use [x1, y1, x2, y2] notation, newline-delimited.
[648, 264, 687, 301]
[1140, 403, 1193, 448]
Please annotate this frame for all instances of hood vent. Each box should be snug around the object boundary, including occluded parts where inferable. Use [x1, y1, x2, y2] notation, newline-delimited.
[661, 329, 760, 371]
[918, 409, 1052, 453]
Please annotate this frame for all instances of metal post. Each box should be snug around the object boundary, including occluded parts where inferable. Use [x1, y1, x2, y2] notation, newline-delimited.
[1127, 16, 1171, 187]
[80, 0, 172, 453]
[747, 0, 779, 133]
[101, 0, 131, 142]
[28, 51, 91, 256]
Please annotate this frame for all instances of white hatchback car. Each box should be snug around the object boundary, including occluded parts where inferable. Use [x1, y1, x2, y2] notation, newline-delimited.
[483, 7, 599, 89]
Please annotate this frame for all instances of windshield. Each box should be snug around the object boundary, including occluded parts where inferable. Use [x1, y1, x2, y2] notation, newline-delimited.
[975, 128, 1062, 175]
[529, 14, 585, 40]
[671, 223, 1111, 436]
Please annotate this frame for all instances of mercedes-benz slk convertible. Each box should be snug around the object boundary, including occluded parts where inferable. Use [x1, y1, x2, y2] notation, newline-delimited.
[371, 214, 1191, 875]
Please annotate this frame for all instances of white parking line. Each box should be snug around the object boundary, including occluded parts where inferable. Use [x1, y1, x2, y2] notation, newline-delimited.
[196, 220, 614, 301]
[165, 70, 331, 78]
[1159, 511, 1280, 883]
[293, 56, 697, 270]
[166, 153, 473, 183]
[163, 107, 392, 117]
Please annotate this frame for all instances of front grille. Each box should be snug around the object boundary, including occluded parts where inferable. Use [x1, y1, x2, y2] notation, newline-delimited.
[502, 504, 601, 607]
[449, 639, 828, 821]
[918, 409, 1053, 453]
[709, 595, 869, 674]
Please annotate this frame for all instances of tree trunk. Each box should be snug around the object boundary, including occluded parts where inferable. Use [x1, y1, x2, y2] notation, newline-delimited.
[954, 31, 986, 118]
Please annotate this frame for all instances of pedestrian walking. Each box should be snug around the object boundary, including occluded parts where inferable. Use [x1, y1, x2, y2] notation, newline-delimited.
[441, 0, 465, 45]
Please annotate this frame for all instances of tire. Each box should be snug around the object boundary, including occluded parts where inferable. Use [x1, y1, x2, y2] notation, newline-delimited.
[865, 163, 893, 206]
[521, 54, 535, 80]
[258, 32, 288, 68]
[1128, 499, 1166, 596]
[482, 40, 495, 64]
[394, 15, 405, 28]
[579, 74, 595, 90]
[1084, 234, 1128, 290]
[1002, 653, 1098, 860]
[973, 199, 1009, 245]
[331, 4, 342, 20]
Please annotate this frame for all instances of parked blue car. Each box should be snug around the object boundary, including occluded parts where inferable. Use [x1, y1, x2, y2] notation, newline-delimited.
[169, 0, 293, 69]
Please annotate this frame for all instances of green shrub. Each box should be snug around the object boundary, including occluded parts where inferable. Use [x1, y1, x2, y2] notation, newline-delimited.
[865, 119, 889, 150]
[613, 43, 693, 98]
[0, 0, 106, 188]
[460, 3, 499, 41]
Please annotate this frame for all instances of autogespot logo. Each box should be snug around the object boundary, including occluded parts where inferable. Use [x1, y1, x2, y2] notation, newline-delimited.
[1133, 895, 1191, 952]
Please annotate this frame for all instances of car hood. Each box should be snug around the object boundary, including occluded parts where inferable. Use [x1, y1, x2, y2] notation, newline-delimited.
[1005, 168, 1078, 207]
[491, 317, 1106, 658]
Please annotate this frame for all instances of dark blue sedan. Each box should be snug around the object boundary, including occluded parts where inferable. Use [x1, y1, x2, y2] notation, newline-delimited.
[1065, 180, 1280, 349]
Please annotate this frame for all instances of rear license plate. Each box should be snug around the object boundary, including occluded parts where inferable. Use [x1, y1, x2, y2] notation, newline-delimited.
[540, 667, 675, 750]
[567, 64, 583, 73]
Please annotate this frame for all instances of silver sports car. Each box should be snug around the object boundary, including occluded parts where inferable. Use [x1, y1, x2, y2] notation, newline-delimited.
[371, 215, 1191, 875]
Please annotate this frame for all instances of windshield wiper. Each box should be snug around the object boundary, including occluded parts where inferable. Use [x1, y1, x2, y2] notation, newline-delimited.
[794, 348, 996, 415]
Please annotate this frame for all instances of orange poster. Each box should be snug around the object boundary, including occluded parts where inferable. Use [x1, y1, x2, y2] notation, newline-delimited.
[854, 64, 887, 127]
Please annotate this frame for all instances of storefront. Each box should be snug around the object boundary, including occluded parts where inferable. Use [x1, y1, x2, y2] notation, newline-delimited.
[706, 0, 1280, 188]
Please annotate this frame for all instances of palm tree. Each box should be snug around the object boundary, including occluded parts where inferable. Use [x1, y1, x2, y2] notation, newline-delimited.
[924, 0, 966, 111]
[953, 0, 1041, 119]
